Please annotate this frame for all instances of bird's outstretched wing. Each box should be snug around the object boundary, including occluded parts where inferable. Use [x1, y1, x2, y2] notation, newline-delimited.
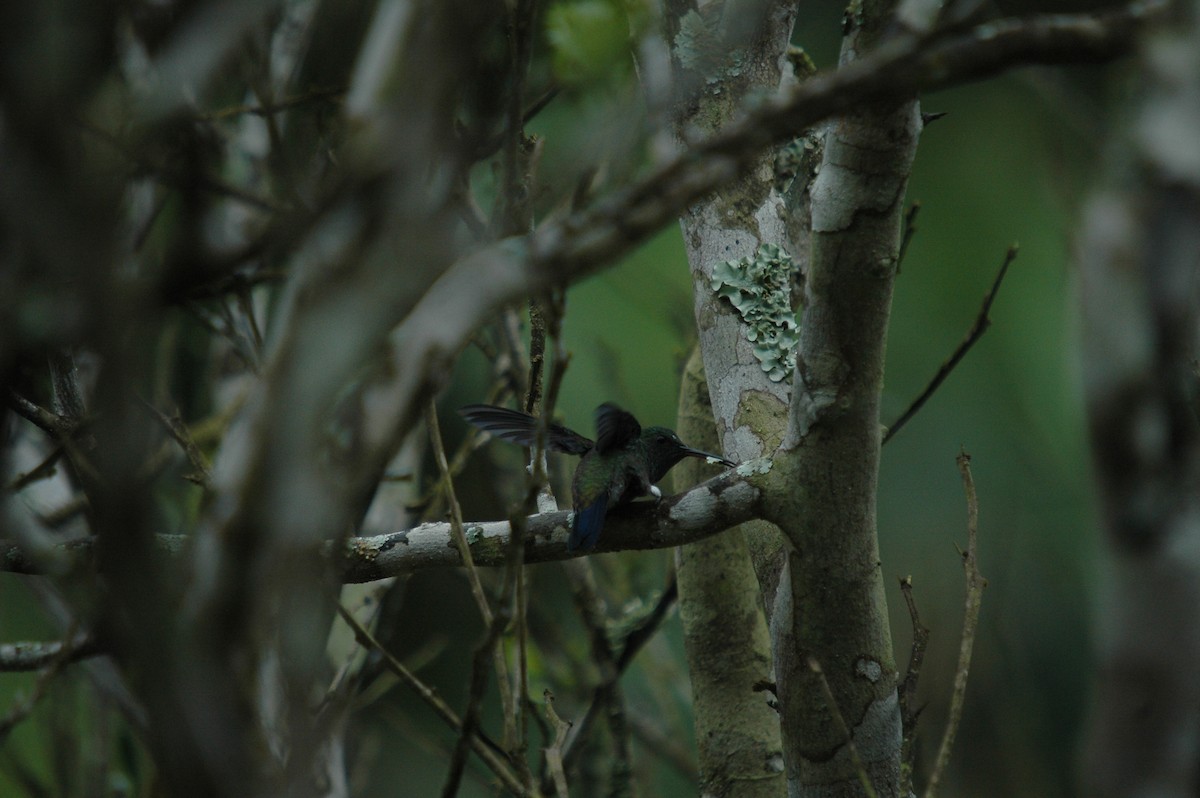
[458, 405, 593, 455]
[593, 403, 641, 455]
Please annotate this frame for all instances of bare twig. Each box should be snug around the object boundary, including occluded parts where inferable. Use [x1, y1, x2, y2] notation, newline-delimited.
[616, 575, 678, 671]
[427, 398, 494, 624]
[0, 626, 86, 743]
[441, 610, 512, 798]
[334, 604, 535, 797]
[542, 690, 572, 797]
[896, 201, 922, 274]
[560, 559, 633, 792]
[884, 244, 1018, 444]
[898, 576, 931, 795]
[7, 392, 73, 437]
[556, 574, 679, 781]
[137, 397, 213, 487]
[924, 451, 987, 798]
[427, 397, 521, 790]
[200, 86, 344, 121]
[7, 446, 65, 493]
[78, 121, 285, 213]
[807, 656, 879, 798]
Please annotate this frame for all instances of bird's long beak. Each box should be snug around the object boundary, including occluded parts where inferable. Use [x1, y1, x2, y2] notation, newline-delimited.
[681, 447, 737, 468]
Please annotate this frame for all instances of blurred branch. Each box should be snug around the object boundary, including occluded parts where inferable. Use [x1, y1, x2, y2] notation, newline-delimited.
[79, 121, 285, 213]
[427, 400, 495, 623]
[0, 626, 86, 743]
[0, 631, 101, 673]
[883, 244, 1018, 445]
[137, 397, 213, 488]
[924, 451, 987, 798]
[427, 398, 520, 795]
[7, 392, 74, 437]
[6, 446, 65, 493]
[560, 559, 633, 792]
[552, 572, 679, 789]
[334, 605, 535, 797]
[441, 608, 512, 798]
[199, 86, 345, 121]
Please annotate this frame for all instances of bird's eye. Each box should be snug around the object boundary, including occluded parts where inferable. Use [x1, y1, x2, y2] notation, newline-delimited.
[657, 434, 668, 443]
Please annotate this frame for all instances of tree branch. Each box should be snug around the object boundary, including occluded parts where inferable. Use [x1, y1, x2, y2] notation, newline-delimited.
[1, 466, 762, 580]
[366, 2, 1159, 474]
[884, 244, 1018, 444]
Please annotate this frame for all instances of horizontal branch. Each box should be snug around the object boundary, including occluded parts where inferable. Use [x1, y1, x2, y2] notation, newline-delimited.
[2, 466, 766, 583]
[529, 0, 1159, 282]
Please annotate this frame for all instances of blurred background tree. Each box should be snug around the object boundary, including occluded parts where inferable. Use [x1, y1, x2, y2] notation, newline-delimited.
[0, 0, 1191, 796]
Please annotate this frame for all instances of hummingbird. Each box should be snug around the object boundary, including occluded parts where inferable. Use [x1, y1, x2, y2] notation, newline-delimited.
[459, 402, 736, 552]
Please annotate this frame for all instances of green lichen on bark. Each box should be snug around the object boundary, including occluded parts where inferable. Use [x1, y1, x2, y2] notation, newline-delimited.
[710, 244, 799, 382]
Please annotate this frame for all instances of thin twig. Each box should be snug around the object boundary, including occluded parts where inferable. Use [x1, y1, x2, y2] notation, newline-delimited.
[411, 380, 509, 514]
[427, 399, 494, 625]
[807, 656, 879, 798]
[427, 398, 521, 783]
[200, 86, 344, 121]
[136, 396, 213, 487]
[884, 244, 1018, 445]
[0, 626, 85, 743]
[7, 392, 73, 437]
[898, 575, 931, 795]
[441, 610, 512, 798]
[559, 560, 634, 792]
[616, 575, 678, 671]
[334, 604, 535, 797]
[526, 302, 547, 417]
[77, 121, 285, 213]
[924, 451, 987, 798]
[896, 201, 921, 274]
[542, 690, 572, 797]
[7, 446, 65, 493]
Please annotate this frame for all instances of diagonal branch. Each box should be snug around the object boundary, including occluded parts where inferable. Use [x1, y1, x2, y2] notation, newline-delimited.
[884, 244, 1018, 444]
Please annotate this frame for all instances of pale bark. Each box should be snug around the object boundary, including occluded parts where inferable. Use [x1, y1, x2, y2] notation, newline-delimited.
[665, 6, 796, 791]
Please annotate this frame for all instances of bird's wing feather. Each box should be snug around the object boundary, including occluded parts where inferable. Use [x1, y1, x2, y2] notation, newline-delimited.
[458, 405, 593, 454]
[593, 403, 641, 455]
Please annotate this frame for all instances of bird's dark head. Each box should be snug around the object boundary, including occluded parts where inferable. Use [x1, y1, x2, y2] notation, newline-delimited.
[641, 426, 736, 483]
